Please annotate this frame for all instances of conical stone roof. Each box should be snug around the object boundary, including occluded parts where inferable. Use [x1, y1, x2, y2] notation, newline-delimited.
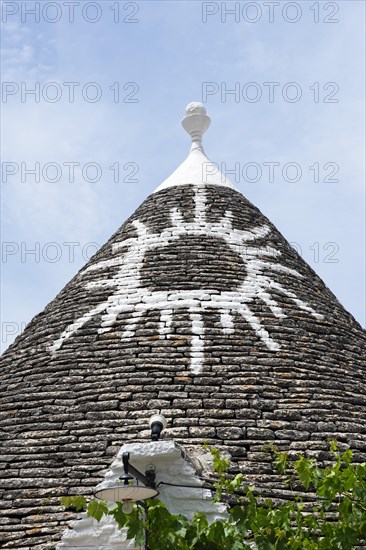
[1, 103, 365, 549]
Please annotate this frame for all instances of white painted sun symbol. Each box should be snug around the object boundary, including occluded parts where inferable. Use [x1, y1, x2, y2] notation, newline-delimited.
[50, 185, 323, 373]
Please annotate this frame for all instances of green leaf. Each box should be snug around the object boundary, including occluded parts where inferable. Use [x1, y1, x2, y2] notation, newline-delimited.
[342, 449, 353, 465]
[60, 495, 87, 512]
[210, 447, 230, 475]
[193, 511, 209, 533]
[295, 456, 315, 490]
[127, 515, 145, 546]
[109, 502, 130, 528]
[274, 451, 289, 474]
[87, 499, 109, 522]
[60, 496, 72, 509]
[328, 438, 339, 453]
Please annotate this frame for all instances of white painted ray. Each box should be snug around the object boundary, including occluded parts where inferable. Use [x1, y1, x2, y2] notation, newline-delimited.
[86, 279, 118, 289]
[82, 255, 128, 273]
[252, 260, 304, 277]
[255, 289, 286, 319]
[241, 246, 280, 259]
[269, 281, 324, 320]
[81, 237, 140, 274]
[230, 224, 271, 242]
[189, 312, 205, 374]
[131, 219, 149, 238]
[170, 207, 185, 227]
[159, 309, 173, 335]
[234, 303, 281, 351]
[50, 302, 109, 353]
[220, 310, 235, 334]
[194, 183, 208, 220]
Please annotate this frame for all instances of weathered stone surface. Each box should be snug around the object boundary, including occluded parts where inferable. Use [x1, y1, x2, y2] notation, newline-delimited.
[1, 183, 365, 548]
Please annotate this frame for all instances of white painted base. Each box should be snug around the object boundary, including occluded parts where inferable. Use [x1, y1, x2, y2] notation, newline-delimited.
[57, 440, 226, 549]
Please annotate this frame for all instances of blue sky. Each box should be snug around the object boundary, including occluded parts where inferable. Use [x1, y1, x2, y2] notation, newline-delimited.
[1, 0, 365, 352]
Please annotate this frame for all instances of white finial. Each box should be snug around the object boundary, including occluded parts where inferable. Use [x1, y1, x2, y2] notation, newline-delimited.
[182, 102, 211, 151]
[152, 102, 237, 193]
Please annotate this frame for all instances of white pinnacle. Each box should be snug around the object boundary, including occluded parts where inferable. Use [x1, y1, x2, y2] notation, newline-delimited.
[153, 102, 237, 193]
[181, 102, 211, 152]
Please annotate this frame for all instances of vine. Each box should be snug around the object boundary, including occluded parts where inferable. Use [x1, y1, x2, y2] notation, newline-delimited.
[61, 440, 366, 549]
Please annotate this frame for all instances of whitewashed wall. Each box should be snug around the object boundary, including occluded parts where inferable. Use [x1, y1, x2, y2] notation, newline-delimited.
[57, 440, 226, 549]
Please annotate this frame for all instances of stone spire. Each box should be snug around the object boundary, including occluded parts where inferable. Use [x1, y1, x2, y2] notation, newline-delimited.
[154, 102, 237, 193]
